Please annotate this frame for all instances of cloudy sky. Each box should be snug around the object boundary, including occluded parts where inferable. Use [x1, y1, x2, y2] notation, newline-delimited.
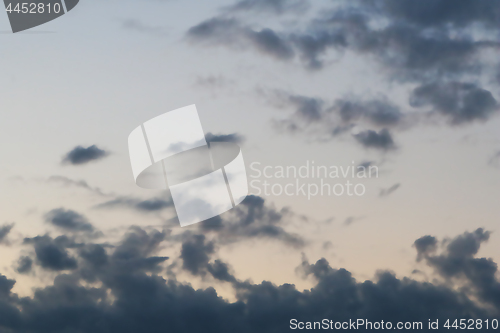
[0, 0, 500, 331]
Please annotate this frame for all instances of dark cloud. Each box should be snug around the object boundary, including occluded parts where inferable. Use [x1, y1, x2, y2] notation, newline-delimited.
[410, 82, 499, 124]
[286, 94, 324, 122]
[187, 1, 499, 78]
[16, 256, 33, 274]
[337, 99, 403, 127]
[186, 1, 498, 153]
[353, 129, 395, 150]
[24, 235, 78, 271]
[44, 208, 94, 232]
[180, 234, 215, 276]
[187, 17, 239, 43]
[0, 274, 15, 298]
[0, 228, 499, 332]
[77, 228, 169, 283]
[335, 14, 497, 81]
[266, 91, 406, 147]
[95, 196, 173, 213]
[225, 0, 309, 15]
[414, 235, 438, 262]
[79, 244, 108, 268]
[96, 193, 301, 248]
[187, 15, 343, 70]
[263, 81, 496, 148]
[62, 145, 110, 165]
[108, 227, 168, 274]
[200, 195, 305, 248]
[417, 229, 500, 308]
[205, 132, 245, 144]
[187, 18, 295, 61]
[424, 228, 490, 277]
[248, 28, 295, 60]
[265, 91, 328, 134]
[0, 223, 14, 245]
[379, 183, 401, 197]
[291, 31, 347, 70]
[207, 260, 237, 283]
[371, 0, 500, 28]
[309, 12, 493, 79]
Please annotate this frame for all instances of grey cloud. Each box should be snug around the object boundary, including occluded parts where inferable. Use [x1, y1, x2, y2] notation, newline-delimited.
[371, 0, 500, 28]
[187, 1, 499, 78]
[76, 228, 168, 283]
[247, 28, 295, 60]
[0, 223, 14, 244]
[207, 260, 237, 283]
[24, 235, 78, 271]
[337, 99, 403, 127]
[95, 196, 173, 213]
[0, 275, 15, 298]
[354, 129, 395, 150]
[410, 82, 499, 124]
[96, 193, 301, 249]
[286, 94, 323, 122]
[62, 145, 110, 165]
[425, 228, 490, 277]
[180, 234, 215, 276]
[188, 18, 295, 61]
[200, 195, 305, 248]
[379, 183, 401, 197]
[79, 244, 108, 268]
[187, 18, 242, 44]
[44, 208, 94, 232]
[414, 235, 438, 262]
[109, 227, 168, 274]
[291, 31, 347, 70]
[418, 229, 500, 308]
[16, 256, 33, 274]
[267, 91, 405, 147]
[0, 228, 499, 332]
[205, 132, 245, 144]
[264, 91, 326, 133]
[322, 13, 491, 81]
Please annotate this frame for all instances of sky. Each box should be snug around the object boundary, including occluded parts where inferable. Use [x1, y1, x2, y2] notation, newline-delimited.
[0, 0, 500, 331]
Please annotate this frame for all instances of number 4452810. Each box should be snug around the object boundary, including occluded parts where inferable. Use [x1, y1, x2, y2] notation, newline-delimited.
[5, 2, 62, 14]
[444, 319, 499, 330]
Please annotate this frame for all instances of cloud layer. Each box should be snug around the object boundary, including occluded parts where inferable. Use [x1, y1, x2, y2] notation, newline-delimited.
[0, 227, 498, 332]
[62, 145, 110, 165]
[188, 0, 500, 150]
